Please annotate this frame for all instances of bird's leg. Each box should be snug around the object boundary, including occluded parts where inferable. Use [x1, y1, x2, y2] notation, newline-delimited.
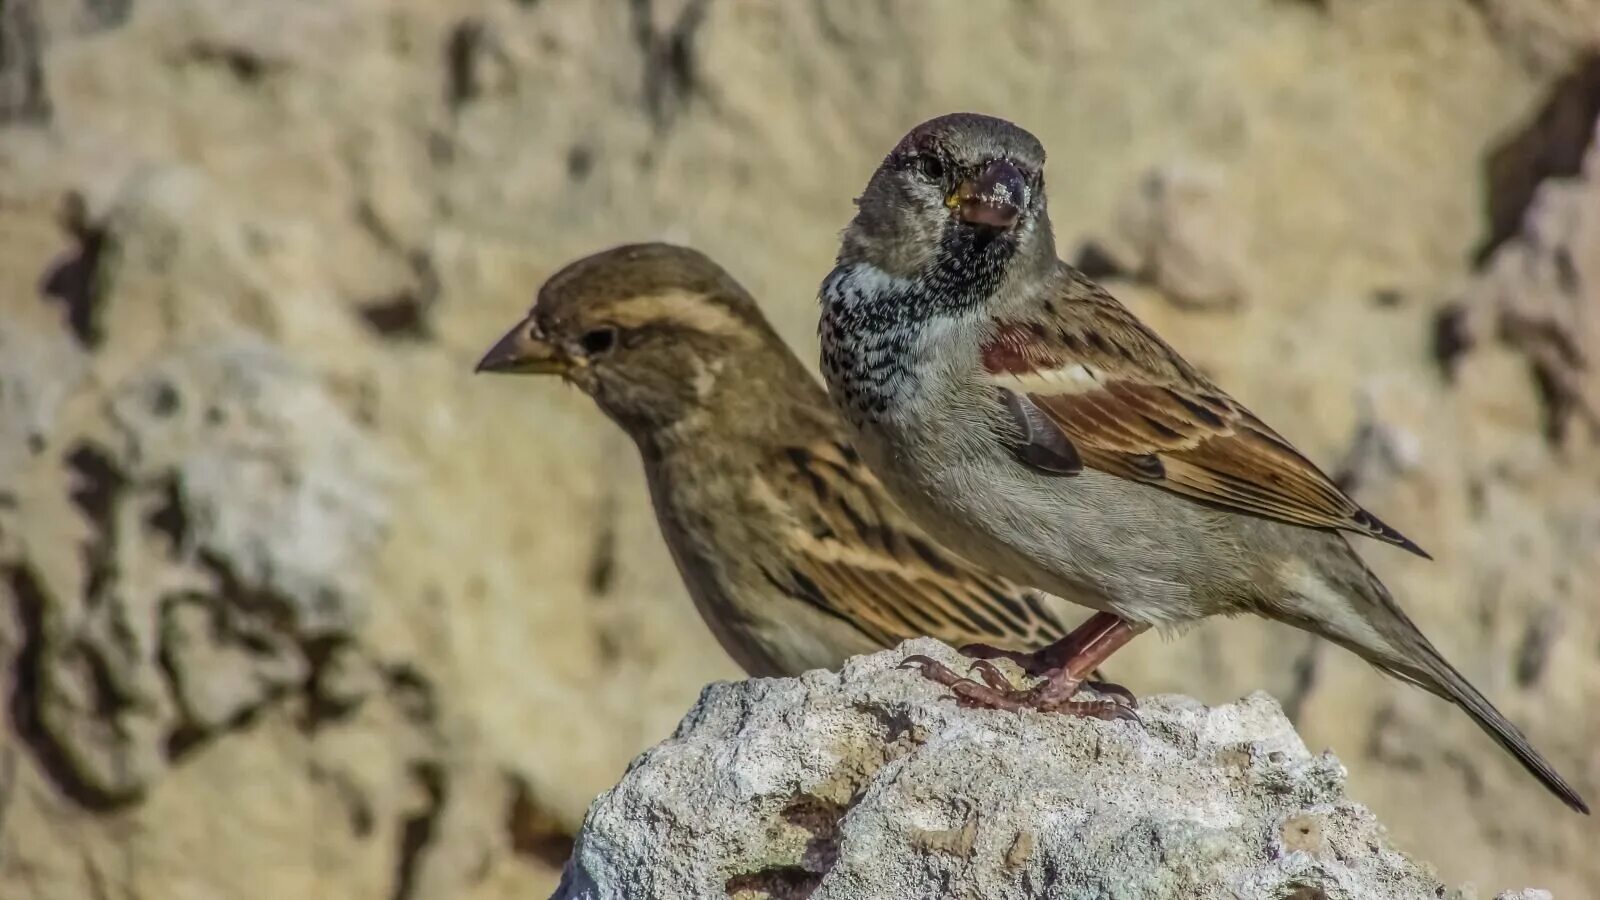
[902, 613, 1146, 720]
[1024, 614, 1146, 716]
[960, 612, 1141, 705]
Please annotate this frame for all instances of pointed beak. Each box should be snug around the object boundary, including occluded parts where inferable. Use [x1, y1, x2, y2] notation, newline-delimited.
[475, 316, 569, 376]
[949, 158, 1027, 230]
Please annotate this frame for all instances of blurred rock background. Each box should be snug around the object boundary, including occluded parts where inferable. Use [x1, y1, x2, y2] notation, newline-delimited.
[0, 1, 1596, 897]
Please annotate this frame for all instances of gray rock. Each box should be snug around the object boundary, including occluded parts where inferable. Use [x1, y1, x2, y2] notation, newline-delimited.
[1, 332, 393, 803]
[556, 639, 1539, 900]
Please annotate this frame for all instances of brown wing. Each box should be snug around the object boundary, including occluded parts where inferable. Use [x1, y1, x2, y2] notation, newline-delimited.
[760, 440, 1071, 650]
[981, 270, 1428, 558]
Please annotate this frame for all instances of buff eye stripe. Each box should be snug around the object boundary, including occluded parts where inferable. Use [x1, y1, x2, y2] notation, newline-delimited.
[599, 289, 749, 336]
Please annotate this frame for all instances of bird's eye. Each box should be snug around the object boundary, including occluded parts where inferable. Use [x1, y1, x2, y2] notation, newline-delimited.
[914, 155, 945, 182]
[579, 326, 617, 356]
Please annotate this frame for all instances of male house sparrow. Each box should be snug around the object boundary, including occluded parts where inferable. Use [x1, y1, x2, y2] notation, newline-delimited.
[817, 113, 1587, 812]
[476, 243, 1115, 701]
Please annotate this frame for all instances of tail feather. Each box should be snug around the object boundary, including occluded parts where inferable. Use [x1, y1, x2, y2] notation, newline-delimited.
[1301, 553, 1588, 813]
[1365, 618, 1589, 814]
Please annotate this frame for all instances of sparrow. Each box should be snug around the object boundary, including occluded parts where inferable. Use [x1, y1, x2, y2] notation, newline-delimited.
[476, 242, 1120, 710]
[817, 113, 1588, 812]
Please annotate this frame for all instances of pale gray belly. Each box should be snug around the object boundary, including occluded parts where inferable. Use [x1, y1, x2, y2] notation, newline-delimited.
[850, 415, 1276, 627]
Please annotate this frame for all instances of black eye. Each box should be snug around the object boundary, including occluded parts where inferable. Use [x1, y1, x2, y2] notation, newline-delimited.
[579, 327, 617, 356]
[914, 155, 944, 182]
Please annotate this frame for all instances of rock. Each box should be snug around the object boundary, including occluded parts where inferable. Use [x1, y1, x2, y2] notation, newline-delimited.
[1469, 1, 1600, 76]
[1087, 164, 1249, 311]
[1462, 112, 1600, 443]
[0, 0, 49, 124]
[5, 333, 392, 804]
[555, 640, 1532, 900]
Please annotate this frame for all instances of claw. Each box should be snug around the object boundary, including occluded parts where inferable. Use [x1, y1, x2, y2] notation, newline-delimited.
[968, 659, 1014, 691]
[900, 653, 1027, 711]
[898, 655, 961, 681]
[1104, 701, 1141, 723]
[898, 654, 941, 671]
[1046, 698, 1141, 723]
[1083, 679, 1139, 708]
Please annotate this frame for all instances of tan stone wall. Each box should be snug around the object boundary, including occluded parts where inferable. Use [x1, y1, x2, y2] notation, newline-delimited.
[1, 1, 1596, 896]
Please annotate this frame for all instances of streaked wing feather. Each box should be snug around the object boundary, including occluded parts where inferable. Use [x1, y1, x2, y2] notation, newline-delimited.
[984, 271, 1428, 558]
[767, 441, 1069, 650]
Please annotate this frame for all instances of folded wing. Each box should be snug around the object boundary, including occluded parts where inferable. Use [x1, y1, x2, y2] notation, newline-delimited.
[761, 440, 1074, 649]
[980, 269, 1428, 558]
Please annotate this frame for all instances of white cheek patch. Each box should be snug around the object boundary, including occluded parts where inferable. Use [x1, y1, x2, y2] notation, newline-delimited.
[832, 263, 917, 303]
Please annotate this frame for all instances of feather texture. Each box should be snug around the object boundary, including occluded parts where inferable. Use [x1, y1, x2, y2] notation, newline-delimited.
[763, 440, 1070, 650]
[983, 269, 1429, 558]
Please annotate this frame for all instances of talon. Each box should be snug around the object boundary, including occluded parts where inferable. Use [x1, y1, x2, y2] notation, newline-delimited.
[984, 613, 1146, 702]
[1045, 699, 1141, 722]
[902, 653, 1031, 712]
[1083, 679, 1139, 708]
[968, 659, 1014, 691]
[898, 655, 963, 682]
[1093, 699, 1141, 723]
[900, 631, 1143, 721]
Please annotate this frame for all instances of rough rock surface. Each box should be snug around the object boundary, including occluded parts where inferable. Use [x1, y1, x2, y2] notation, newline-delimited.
[555, 640, 1540, 900]
[1, 1, 1598, 898]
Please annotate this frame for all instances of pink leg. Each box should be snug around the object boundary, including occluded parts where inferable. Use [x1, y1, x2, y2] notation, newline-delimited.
[902, 613, 1147, 720]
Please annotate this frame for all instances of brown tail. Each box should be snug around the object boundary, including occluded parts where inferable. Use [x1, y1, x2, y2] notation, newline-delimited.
[1352, 588, 1590, 814]
[1383, 634, 1588, 813]
[1298, 551, 1588, 813]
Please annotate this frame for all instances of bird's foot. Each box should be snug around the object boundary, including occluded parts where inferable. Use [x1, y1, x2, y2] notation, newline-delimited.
[957, 642, 1136, 708]
[898, 654, 1138, 721]
[957, 642, 1057, 676]
[898, 655, 1030, 712]
[1020, 665, 1139, 720]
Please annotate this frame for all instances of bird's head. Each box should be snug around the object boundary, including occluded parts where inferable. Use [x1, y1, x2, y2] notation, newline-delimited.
[840, 113, 1056, 287]
[477, 243, 800, 434]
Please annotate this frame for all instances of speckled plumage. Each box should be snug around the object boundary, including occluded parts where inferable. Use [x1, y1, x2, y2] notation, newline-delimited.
[817, 114, 1587, 812]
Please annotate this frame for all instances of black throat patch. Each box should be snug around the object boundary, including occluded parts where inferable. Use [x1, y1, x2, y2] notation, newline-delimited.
[926, 221, 1020, 310]
[819, 222, 1021, 422]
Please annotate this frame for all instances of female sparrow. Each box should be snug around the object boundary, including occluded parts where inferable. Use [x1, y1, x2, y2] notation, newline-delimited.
[817, 113, 1587, 812]
[477, 242, 1120, 712]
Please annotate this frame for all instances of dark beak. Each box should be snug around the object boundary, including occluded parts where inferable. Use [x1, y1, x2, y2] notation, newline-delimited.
[475, 315, 569, 376]
[950, 158, 1027, 230]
